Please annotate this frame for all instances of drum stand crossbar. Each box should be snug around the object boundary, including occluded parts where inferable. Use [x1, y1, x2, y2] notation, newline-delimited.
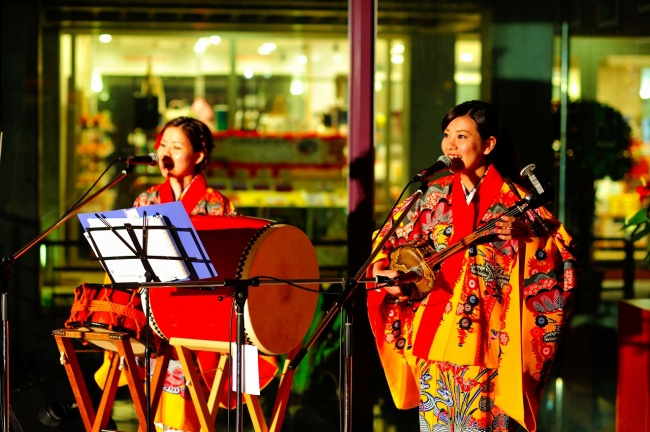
[52, 328, 172, 432]
[168, 337, 298, 432]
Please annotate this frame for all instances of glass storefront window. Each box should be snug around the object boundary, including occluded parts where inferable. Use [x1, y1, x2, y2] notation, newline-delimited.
[455, 36, 482, 104]
[552, 36, 650, 260]
[375, 38, 406, 206]
[50, 30, 408, 291]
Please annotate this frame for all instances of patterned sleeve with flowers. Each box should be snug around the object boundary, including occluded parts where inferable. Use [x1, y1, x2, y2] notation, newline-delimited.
[133, 185, 161, 207]
[519, 209, 579, 430]
[192, 187, 236, 216]
[366, 176, 454, 410]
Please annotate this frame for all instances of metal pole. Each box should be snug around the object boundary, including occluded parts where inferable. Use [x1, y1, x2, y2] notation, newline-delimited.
[346, 0, 376, 427]
[558, 21, 569, 223]
[1, 292, 8, 432]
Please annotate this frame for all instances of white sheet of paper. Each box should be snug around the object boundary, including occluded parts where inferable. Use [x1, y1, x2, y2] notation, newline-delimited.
[230, 343, 260, 395]
[84, 216, 190, 282]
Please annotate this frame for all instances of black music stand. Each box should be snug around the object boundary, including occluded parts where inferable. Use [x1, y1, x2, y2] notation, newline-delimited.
[81, 209, 215, 432]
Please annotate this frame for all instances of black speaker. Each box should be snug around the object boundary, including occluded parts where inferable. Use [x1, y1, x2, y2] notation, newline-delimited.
[10, 375, 86, 432]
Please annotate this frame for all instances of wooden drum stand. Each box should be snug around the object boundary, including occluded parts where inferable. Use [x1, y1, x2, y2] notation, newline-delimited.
[52, 330, 296, 432]
[52, 328, 172, 432]
[168, 337, 297, 432]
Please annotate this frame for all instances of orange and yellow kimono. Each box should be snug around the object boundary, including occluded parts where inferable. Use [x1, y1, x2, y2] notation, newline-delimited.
[367, 166, 579, 432]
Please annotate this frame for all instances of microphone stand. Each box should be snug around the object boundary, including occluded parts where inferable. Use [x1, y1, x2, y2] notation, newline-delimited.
[0, 163, 136, 432]
[286, 181, 428, 432]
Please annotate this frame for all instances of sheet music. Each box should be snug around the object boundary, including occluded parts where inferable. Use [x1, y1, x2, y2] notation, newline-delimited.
[84, 215, 190, 283]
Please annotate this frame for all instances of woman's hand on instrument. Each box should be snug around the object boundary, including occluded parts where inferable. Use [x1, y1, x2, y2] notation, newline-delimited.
[496, 215, 531, 241]
[371, 262, 410, 302]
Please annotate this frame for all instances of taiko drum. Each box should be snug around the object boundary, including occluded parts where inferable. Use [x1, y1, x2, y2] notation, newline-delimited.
[147, 215, 320, 355]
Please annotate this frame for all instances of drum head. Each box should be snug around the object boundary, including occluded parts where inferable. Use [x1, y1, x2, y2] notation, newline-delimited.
[242, 224, 320, 355]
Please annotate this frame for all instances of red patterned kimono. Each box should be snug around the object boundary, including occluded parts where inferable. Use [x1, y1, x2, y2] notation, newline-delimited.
[367, 166, 579, 432]
[133, 173, 236, 217]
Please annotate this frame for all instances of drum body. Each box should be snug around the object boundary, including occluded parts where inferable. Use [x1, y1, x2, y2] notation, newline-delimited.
[65, 284, 163, 356]
[148, 215, 320, 355]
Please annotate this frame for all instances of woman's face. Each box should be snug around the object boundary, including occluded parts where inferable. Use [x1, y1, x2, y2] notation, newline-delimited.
[441, 114, 495, 176]
[156, 126, 204, 180]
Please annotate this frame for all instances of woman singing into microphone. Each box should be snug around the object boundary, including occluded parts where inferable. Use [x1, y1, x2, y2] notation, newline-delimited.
[133, 116, 235, 216]
[368, 101, 579, 431]
[94, 117, 277, 432]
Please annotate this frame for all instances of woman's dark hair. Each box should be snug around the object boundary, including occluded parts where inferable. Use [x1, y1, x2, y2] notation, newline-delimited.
[160, 116, 213, 173]
[441, 100, 523, 184]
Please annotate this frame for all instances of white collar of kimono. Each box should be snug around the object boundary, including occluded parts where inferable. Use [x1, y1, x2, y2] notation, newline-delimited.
[461, 166, 490, 204]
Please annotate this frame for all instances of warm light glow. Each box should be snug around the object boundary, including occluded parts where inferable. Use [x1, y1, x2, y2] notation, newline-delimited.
[454, 72, 482, 85]
[39, 244, 47, 268]
[258, 42, 277, 55]
[99, 34, 112, 43]
[290, 78, 304, 95]
[375, 80, 383, 92]
[91, 69, 103, 93]
[333, 53, 343, 63]
[640, 69, 650, 99]
[390, 44, 405, 55]
[298, 54, 308, 65]
[552, 140, 561, 151]
[391, 54, 404, 64]
[244, 69, 254, 79]
[459, 52, 474, 62]
[209, 35, 221, 45]
[194, 38, 209, 54]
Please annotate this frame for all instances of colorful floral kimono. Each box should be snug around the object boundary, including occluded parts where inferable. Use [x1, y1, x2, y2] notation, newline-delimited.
[133, 173, 236, 216]
[367, 166, 579, 432]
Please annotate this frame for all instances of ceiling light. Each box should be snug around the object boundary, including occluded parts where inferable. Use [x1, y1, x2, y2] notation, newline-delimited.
[258, 43, 277, 55]
[391, 54, 404, 64]
[459, 52, 474, 62]
[99, 34, 112, 43]
[641, 69, 650, 99]
[390, 44, 404, 55]
[209, 35, 221, 45]
[290, 78, 304, 95]
[298, 55, 308, 65]
[91, 69, 103, 93]
[193, 38, 209, 54]
[244, 69, 254, 79]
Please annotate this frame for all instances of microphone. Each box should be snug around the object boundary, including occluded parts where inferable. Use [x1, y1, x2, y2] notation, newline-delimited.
[385, 267, 424, 287]
[412, 155, 452, 183]
[119, 153, 159, 166]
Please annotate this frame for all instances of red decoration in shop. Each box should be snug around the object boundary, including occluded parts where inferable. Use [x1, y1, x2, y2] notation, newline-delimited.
[212, 129, 346, 142]
[636, 183, 650, 202]
[207, 161, 345, 178]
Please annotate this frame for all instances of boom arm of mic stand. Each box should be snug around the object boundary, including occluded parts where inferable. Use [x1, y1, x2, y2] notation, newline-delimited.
[0, 165, 134, 432]
[1, 166, 134, 269]
[288, 183, 427, 370]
